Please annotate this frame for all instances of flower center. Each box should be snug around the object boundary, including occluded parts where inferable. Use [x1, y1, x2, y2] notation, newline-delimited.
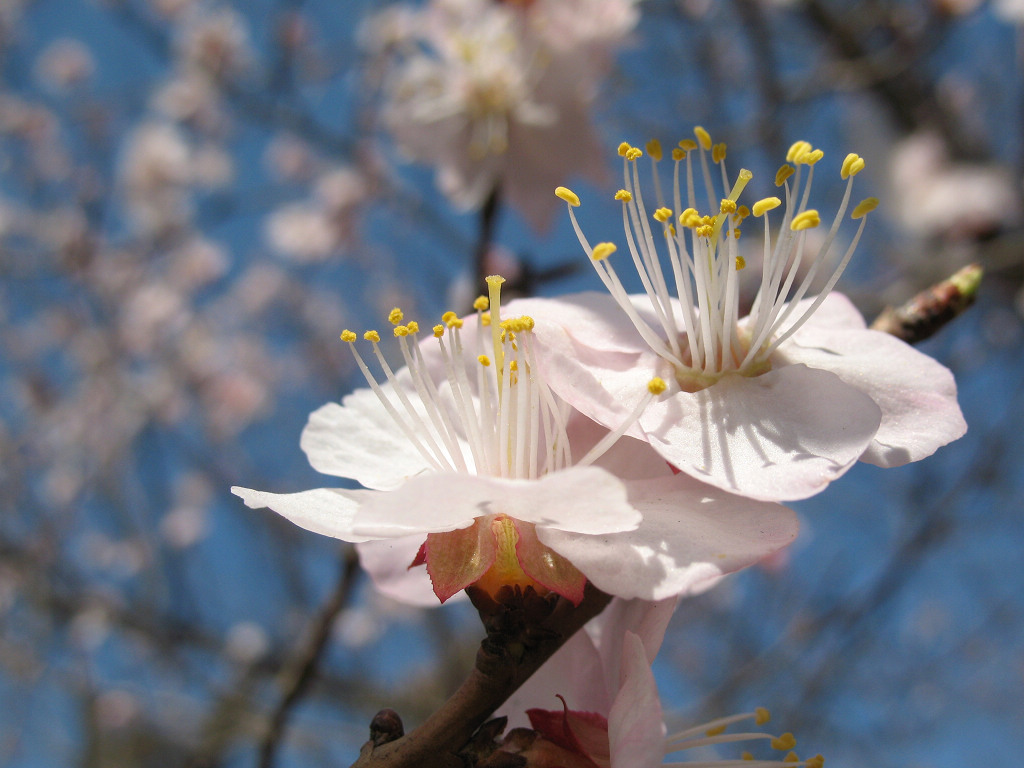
[556, 129, 879, 393]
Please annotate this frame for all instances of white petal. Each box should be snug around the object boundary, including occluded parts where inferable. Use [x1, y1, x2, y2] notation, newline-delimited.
[538, 475, 800, 600]
[356, 536, 467, 607]
[232, 486, 375, 543]
[767, 291, 867, 338]
[511, 293, 663, 355]
[301, 390, 435, 490]
[352, 467, 642, 538]
[608, 632, 667, 768]
[777, 325, 967, 466]
[639, 364, 882, 501]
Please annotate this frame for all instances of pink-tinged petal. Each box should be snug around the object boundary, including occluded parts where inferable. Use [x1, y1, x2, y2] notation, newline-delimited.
[510, 293, 663, 356]
[585, 598, 677, 697]
[566, 412, 674, 482]
[515, 521, 587, 605]
[767, 291, 867, 337]
[537, 475, 799, 600]
[357, 536, 458, 607]
[527, 700, 609, 766]
[300, 389, 436, 491]
[608, 632, 666, 768]
[351, 468, 641, 538]
[231, 486, 374, 543]
[424, 520, 495, 603]
[777, 326, 967, 467]
[639, 364, 882, 501]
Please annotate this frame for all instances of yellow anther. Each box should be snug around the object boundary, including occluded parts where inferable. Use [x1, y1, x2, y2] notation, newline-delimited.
[733, 229, 741, 239]
[646, 139, 663, 161]
[509, 360, 519, 372]
[501, 315, 535, 333]
[388, 307, 404, 325]
[667, 224, 677, 236]
[671, 147, 686, 161]
[478, 355, 491, 367]
[481, 311, 491, 326]
[705, 724, 727, 736]
[841, 152, 865, 179]
[786, 140, 811, 163]
[703, 214, 715, 225]
[340, 330, 357, 343]
[775, 164, 795, 187]
[801, 148, 824, 165]
[755, 707, 771, 725]
[712, 142, 727, 164]
[442, 310, 458, 325]
[625, 146, 643, 161]
[790, 210, 821, 231]
[554, 186, 581, 207]
[364, 330, 381, 343]
[752, 197, 782, 217]
[679, 207, 699, 227]
[851, 197, 879, 219]
[805, 755, 825, 768]
[473, 295, 489, 311]
[432, 324, 444, 338]
[735, 255, 746, 269]
[617, 142, 632, 157]
[678, 139, 698, 151]
[741, 752, 754, 761]
[393, 325, 409, 337]
[592, 242, 617, 261]
[697, 224, 714, 238]
[694, 126, 712, 150]
[406, 320, 419, 334]
[615, 189, 633, 202]
[720, 199, 737, 215]
[771, 733, 797, 751]
[647, 377, 667, 395]
[654, 207, 673, 223]
[736, 204, 750, 219]
[784, 752, 800, 763]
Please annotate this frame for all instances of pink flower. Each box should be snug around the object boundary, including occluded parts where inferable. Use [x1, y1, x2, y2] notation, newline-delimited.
[498, 599, 823, 768]
[524, 132, 966, 502]
[233, 277, 798, 606]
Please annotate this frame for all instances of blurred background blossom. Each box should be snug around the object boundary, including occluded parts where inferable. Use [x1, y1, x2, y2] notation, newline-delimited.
[0, 1, 1022, 767]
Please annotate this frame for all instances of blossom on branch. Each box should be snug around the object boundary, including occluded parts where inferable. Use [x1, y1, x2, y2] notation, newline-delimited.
[233, 276, 798, 606]
[526, 131, 967, 502]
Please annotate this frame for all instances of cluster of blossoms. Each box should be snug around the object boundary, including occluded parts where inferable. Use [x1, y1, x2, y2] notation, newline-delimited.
[235, 129, 966, 765]
[363, 0, 639, 230]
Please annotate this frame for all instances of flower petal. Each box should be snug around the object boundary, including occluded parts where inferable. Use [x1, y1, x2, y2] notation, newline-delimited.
[425, 520, 496, 603]
[231, 486, 373, 542]
[300, 388, 438, 491]
[608, 632, 666, 768]
[356, 535, 463, 607]
[537, 475, 799, 600]
[639, 364, 882, 501]
[351, 467, 642, 538]
[778, 325, 967, 467]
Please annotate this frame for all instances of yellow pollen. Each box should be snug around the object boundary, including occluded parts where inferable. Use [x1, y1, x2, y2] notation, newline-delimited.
[625, 146, 643, 161]
[841, 153, 865, 179]
[554, 186, 581, 207]
[790, 210, 821, 231]
[800, 148, 824, 165]
[592, 242, 617, 261]
[755, 707, 771, 725]
[617, 141, 632, 157]
[694, 126, 712, 150]
[647, 377, 667, 395]
[741, 752, 754, 761]
[473, 295, 489, 311]
[697, 224, 714, 238]
[478, 355, 491, 366]
[712, 142, 727, 163]
[706, 724, 727, 736]
[654, 207, 673, 223]
[393, 325, 409, 337]
[775, 164, 795, 187]
[771, 733, 797, 751]
[364, 330, 380, 343]
[645, 139, 663, 161]
[720, 199, 737, 215]
[406, 320, 419, 333]
[784, 752, 800, 763]
[615, 189, 632, 202]
[736, 204, 750, 219]
[805, 755, 825, 768]
[667, 224, 677, 236]
[509, 360, 518, 372]
[733, 229, 741, 239]
[388, 307, 403, 325]
[432, 324, 444, 338]
[680, 208, 700, 227]
[340, 329, 357, 343]
[786, 140, 811, 163]
[481, 311, 491, 326]
[851, 197, 879, 219]
[671, 147, 686, 161]
[678, 139, 698, 151]
[735, 255, 746, 269]
[753, 197, 782, 217]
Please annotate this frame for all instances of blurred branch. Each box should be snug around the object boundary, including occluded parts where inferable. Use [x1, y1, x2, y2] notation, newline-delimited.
[871, 263, 982, 343]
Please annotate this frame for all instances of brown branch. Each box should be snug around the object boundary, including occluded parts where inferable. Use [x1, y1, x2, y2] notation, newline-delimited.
[870, 263, 982, 343]
[259, 547, 362, 768]
[349, 583, 612, 768]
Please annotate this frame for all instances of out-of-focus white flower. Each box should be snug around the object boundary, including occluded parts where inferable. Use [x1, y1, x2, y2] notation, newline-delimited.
[118, 121, 194, 236]
[531, 131, 966, 502]
[368, 0, 638, 231]
[224, 621, 270, 664]
[265, 166, 364, 262]
[234, 277, 798, 606]
[176, 7, 252, 80]
[994, 0, 1024, 23]
[35, 38, 95, 90]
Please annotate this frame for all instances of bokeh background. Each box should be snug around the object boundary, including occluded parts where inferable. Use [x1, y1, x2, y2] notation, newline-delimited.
[2, 0, 1023, 766]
